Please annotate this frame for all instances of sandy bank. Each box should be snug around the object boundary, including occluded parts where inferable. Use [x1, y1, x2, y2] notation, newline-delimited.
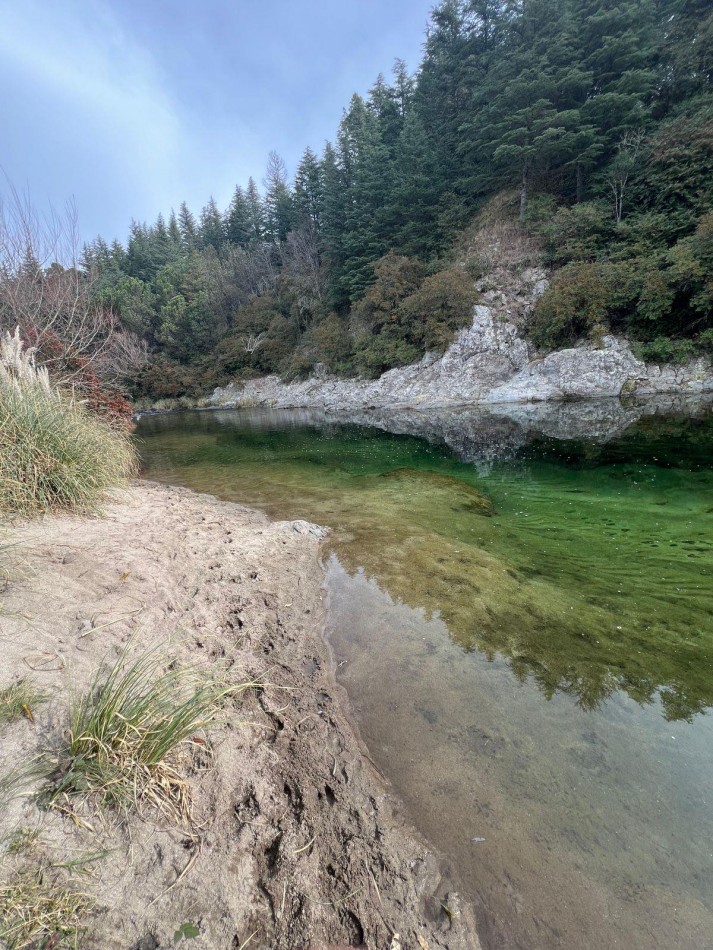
[0, 482, 479, 949]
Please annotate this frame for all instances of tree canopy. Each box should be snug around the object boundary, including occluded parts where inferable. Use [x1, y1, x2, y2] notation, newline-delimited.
[81, 0, 713, 398]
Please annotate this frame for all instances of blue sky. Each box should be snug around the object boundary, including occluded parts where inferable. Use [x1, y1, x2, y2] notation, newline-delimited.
[0, 0, 435, 245]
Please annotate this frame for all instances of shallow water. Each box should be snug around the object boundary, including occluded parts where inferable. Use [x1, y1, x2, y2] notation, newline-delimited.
[136, 403, 713, 950]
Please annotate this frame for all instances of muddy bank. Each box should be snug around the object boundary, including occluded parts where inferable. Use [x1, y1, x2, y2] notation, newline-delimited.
[0, 483, 479, 949]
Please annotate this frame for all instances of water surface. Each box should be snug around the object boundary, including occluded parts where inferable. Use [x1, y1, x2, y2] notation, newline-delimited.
[136, 401, 713, 950]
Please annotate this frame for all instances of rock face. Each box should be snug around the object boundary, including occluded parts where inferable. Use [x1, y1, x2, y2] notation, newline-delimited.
[488, 335, 647, 402]
[210, 268, 713, 410]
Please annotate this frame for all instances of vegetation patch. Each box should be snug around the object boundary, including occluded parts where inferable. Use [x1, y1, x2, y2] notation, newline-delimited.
[0, 680, 47, 727]
[0, 863, 94, 950]
[0, 330, 137, 515]
[46, 647, 251, 824]
[73, 2, 711, 395]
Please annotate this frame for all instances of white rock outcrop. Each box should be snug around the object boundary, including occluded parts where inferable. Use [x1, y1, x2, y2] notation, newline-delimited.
[210, 269, 713, 410]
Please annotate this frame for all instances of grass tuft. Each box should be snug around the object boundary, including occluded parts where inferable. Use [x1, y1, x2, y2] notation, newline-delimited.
[0, 864, 93, 950]
[0, 680, 48, 726]
[4, 829, 41, 857]
[0, 329, 137, 515]
[46, 647, 253, 823]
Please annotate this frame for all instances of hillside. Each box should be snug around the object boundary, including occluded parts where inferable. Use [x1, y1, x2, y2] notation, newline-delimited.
[77, 0, 712, 403]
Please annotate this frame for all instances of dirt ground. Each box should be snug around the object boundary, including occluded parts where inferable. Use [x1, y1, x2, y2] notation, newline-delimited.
[0, 482, 480, 950]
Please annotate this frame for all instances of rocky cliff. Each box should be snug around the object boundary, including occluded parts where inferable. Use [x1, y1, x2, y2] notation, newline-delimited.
[210, 267, 713, 411]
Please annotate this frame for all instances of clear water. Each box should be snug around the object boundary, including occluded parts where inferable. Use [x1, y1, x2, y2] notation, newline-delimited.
[135, 404, 713, 950]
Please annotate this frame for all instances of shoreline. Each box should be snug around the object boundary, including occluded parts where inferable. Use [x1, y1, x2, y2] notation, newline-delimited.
[0, 481, 480, 949]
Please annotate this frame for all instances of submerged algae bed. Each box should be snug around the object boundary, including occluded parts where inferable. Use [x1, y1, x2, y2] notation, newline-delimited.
[136, 405, 713, 950]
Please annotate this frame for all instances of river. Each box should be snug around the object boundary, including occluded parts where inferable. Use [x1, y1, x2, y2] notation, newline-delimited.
[135, 398, 713, 950]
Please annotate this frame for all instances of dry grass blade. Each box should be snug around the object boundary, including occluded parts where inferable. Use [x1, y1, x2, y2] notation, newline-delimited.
[45, 646, 256, 823]
[0, 679, 48, 726]
[0, 865, 94, 950]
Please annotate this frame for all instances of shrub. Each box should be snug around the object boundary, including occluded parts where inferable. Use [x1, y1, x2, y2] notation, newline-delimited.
[353, 329, 421, 378]
[667, 211, 713, 319]
[309, 313, 353, 372]
[0, 330, 137, 515]
[397, 266, 478, 350]
[632, 336, 700, 365]
[698, 328, 713, 355]
[358, 254, 426, 327]
[534, 201, 613, 264]
[281, 352, 316, 381]
[527, 262, 611, 349]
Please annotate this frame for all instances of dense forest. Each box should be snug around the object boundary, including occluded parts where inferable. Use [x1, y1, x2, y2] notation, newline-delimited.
[80, 0, 712, 401]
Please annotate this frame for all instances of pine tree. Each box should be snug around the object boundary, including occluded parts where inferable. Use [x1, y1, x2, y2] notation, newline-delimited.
[225, 185, 253, 246]
[414, 0, 477, 199]
[658, 0, 713, 106]
[178, 202, 198, 250]
[168, 210, 181, 245]
[392, 59, 415, 120]
[337, 94, 372, 188]
[319, 142, 349, 309]
[294, 148, 323, 229]
[263, 151, 294, 243]
[109, 240, 126, 269]
[245, 178, 265, 244]
[341, 112, 395, 302]
[368, 74, 402, 149]
[125, 221, 159, 282]
[199, 197, 225, 251]
[388, 112, 441, 257]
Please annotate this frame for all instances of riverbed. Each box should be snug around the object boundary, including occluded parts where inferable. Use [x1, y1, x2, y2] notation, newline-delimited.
[136, 399, 713, 950]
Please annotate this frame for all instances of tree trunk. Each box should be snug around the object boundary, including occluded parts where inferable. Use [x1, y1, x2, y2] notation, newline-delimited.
[519, 165, 528, 222]
[576, 162, 584, 204]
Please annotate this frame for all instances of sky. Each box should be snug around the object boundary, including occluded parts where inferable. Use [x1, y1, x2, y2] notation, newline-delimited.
[0, 0, 435, 246]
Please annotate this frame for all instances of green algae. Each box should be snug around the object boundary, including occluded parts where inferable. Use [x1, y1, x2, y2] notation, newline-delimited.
[379, 467, 494, 514]
[136, 408, 713, 722]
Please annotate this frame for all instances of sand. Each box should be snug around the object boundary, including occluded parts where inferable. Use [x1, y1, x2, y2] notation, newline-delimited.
[0, 482, 479, 950]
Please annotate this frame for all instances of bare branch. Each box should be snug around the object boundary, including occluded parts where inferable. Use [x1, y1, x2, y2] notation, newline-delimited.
[0, 184, 143, 391]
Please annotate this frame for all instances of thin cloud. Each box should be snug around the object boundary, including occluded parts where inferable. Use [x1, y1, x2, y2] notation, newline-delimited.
[0, 0, 432, 241]
[0, 0, 182, 193]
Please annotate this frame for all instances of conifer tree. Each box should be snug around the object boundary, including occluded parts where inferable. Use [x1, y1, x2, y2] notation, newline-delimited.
[263, 151, 295, 243]
[388, 112, 441, 257]
[294, 147, 323, 229]
[225, 185, 253, 246]
[178, 202, 198, 250]
[245, 178, 265, 244]
[199, 197, 225, 251]
[319, 142, 349, 309]
[168, 210, 181, 244]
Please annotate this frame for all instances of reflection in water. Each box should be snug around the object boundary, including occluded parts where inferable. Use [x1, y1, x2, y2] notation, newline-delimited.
[327, 558, 713, 950]
[136, 398, 713, 950]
